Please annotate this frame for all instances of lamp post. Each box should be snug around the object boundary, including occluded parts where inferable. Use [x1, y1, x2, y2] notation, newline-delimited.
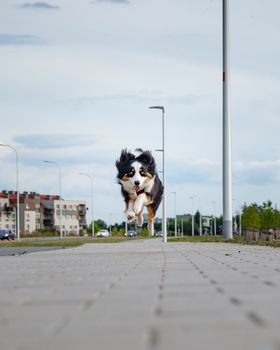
[0, 144, 20, 242]
[172, 191, 177, 237]
[149, 106, 167, 243]
[223, 0, 233, 239]
[190, 196, 194, 237]
[44, 160, 63, 239]
[79, 173, 94, 238]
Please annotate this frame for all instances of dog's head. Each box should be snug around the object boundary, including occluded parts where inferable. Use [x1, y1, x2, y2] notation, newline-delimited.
[116, 149, 156, 193]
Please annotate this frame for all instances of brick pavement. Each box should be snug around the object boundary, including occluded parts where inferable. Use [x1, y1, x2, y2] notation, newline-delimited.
[1, 239, 280, 350]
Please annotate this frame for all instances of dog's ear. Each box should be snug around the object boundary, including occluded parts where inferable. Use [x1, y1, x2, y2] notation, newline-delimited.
[137, 150, 154, 165]
[137, 151, 156, 173]
[115, 149, 135, 171]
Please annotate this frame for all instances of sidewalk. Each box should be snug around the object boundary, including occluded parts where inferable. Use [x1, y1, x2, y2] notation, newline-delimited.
[1, 239, 280, 350]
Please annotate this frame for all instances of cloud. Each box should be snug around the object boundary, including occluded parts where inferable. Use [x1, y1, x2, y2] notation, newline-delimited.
[19, 2, 60, 10]
[234, 160, 280, 186]
[0, 34, 45, 46]
[93, 0, 130, 4]
[167, 158, 220, 186]
[14, 134, 95, 150]
[71, 93, 206, 108]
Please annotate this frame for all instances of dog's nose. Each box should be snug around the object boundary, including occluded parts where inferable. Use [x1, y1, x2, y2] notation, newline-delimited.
[134, 181, 140, 186]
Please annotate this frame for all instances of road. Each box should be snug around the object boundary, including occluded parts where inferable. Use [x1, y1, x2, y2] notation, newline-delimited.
[0, 246, 66, 256]
[0, 239, 280, 350]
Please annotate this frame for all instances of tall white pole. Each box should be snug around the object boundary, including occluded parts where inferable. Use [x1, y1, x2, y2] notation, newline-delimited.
[0, 144, 20, 242]
[59, 165, 62, 239]
[223, 0, 233, 240]
[162, 108, 167, 243]
[79, 173, 94, 238]
[44, 160, 63, 239]
[149, 106, 167, 243]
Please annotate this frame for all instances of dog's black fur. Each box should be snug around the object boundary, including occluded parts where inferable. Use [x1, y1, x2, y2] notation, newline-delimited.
[116, 149, 163, 236]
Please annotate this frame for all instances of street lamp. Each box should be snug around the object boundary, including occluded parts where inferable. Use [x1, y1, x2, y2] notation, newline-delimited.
[189, 196, 194, 237]
[172, 192, 177, 237]
[223, 0, 233, 239]
[0, 144, 20, 242]
[44, 160, 63, 239]
[79, 173, 94, 238]
[149, 105, 167, 243]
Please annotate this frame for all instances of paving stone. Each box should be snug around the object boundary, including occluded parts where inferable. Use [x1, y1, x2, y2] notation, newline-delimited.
[1, 239, 280, 350]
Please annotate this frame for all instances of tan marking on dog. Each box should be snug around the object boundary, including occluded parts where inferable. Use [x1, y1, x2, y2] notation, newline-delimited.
[121, 175, 129, 181]
[146, 172, 154, 179]
[147, 206, 155, 220]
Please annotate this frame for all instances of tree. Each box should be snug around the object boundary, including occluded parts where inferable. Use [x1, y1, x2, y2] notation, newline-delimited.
[88, 219, 107, 234]
[242, 205, 260, 229]
[259, 201, 277, 229]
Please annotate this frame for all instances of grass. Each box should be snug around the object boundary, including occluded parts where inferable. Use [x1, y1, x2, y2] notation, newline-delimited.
[169, 235, 280, 247]
[0, 236, 142, 248]
[2, 235, 280, 249]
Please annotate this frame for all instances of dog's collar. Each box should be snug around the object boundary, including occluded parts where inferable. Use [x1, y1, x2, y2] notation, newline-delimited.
[136, 189, 145, 196]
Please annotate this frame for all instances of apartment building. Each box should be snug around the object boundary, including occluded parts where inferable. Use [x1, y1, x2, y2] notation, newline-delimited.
[0, 194, 16, 232]
[42, 197, 87, 236]
[0, 191, 87, 235]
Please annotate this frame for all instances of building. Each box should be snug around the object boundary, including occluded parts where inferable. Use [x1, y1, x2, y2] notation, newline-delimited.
[201, 216, 213, 235]
[0, 191, 87, 236]
[0, 192, 16, 232]
[42, 198, 87, 236]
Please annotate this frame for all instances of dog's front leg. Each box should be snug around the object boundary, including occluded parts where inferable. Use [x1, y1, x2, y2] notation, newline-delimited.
[133, 193, 148, 227]
[126, 199, 136, 221]
[133, 193, 147, 215]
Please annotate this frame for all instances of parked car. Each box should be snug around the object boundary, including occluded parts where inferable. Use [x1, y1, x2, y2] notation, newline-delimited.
[96, 229, 110, 238]
[155, 231, 163, 237]
[0, 229, 15, 240]
[124, 230, 137, 237]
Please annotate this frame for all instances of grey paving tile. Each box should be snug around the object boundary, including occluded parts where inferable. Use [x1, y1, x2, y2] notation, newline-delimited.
[1, 240, 280, 350]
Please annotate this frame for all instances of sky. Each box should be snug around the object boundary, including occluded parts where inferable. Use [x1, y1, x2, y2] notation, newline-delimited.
[1, 0, 280, 225]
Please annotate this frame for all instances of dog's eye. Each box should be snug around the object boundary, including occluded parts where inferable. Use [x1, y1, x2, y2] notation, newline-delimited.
[127, 169, 135, 177]
[139, 168, 146, 177]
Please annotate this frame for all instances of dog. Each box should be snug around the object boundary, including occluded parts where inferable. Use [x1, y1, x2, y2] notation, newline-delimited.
[116, 149, 163, 236]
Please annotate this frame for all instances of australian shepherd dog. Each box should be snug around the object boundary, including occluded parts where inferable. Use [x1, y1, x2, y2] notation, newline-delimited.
[116, 149, 163, 236]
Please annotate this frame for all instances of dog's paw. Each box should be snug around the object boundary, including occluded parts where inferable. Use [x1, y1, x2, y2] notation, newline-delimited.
[127, 211, 135, 221]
